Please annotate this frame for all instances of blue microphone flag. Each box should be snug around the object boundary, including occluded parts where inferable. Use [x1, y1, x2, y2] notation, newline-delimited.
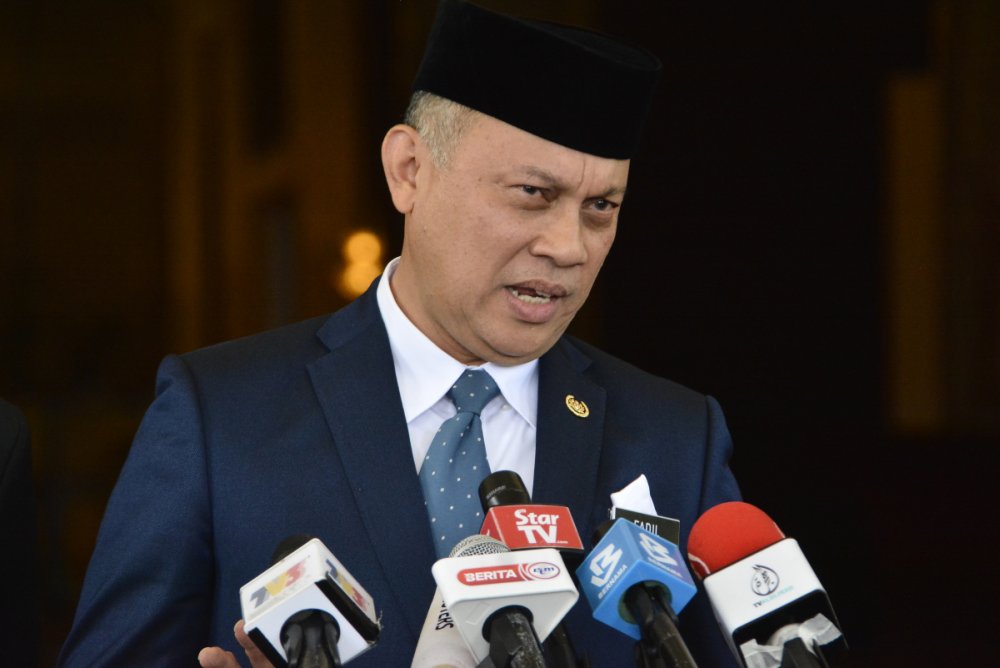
[576, 518, 697, 639]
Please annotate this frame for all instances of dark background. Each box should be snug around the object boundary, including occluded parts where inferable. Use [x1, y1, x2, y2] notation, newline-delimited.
[2, 1, 998, 665]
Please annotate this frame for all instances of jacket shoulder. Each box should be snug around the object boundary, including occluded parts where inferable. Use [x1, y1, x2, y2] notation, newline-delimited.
[181, 314, 332, 373]
[178, 282, 384, 380]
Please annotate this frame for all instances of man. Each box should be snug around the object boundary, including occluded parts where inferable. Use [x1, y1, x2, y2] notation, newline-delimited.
[59, 1, 741, 666]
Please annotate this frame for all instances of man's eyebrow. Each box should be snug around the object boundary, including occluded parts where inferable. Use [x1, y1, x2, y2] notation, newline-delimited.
[593, 185, 628, 200]
[512, 165, 563, 187]
[511, 165, 627, 199]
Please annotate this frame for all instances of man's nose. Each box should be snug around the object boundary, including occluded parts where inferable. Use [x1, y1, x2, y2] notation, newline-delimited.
[529, 205, 588, 266]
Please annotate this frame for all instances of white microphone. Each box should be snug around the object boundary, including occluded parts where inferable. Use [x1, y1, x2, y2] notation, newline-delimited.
[411, 593, 478, 668]
[688, 502, 846, 667]
[240, 537, 381, 667]
[432, 534, 578, 667]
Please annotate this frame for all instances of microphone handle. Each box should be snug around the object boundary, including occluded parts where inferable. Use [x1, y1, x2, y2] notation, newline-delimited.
[623, 585, 697, 668]
[487, 610, 546, 668]
[543, 621, 589, 668]
[301, 643, 333, 668]
[283, 622, 304, 668]
[778, 637, 828, 668]
[320, 616, 343, 668]
[301, 618, 330, 668]
[634, 639, 669, 668]
[284, 610, 342, 668]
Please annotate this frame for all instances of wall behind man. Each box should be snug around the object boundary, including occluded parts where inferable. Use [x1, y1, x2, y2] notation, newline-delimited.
[1, 5, 171, 663]
[597, 2, 999, 665]
[1, 1, 996, 665]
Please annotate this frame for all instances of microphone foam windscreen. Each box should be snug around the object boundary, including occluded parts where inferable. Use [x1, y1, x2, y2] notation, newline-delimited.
[450, 534, 510, 558]
[687, 502, 784, 578]
[479, 470, 531, 509]
[270, 534, 314, 565]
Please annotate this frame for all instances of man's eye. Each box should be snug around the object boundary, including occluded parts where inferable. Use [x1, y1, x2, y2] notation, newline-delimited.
[520, 185, 541, 196]
[592, 198, 619, 212]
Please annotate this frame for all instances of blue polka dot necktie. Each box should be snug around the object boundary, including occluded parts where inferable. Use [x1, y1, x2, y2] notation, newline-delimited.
[420, 369, 500, 558]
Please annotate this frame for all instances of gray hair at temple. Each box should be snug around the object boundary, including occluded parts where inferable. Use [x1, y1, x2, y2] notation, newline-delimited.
[403, 90, 479, 168]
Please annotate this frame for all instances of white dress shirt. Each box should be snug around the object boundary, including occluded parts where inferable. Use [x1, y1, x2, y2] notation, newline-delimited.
[376, 257, 538, 495]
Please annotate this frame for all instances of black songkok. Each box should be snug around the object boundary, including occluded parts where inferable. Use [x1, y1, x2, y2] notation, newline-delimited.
[412, 0, 661, 159]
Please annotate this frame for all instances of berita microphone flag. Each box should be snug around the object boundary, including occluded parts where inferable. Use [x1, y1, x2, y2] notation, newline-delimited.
[432, 534, 578, 664]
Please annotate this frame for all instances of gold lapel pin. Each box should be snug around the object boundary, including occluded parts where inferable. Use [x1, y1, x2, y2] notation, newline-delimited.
[565, 395, 590, 418]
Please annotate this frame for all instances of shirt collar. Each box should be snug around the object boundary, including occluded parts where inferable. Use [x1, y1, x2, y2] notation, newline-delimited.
[377, 257, 538, 427]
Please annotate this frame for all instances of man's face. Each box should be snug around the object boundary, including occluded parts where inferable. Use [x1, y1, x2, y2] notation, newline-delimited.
[391, 114, 630, 366]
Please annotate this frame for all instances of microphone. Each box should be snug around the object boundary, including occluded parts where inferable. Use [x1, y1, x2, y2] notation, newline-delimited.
[240, 536, 381, 667]
[576, 519, 699, 667]
[432, 534, 579, 667]
[687, 502, 847, 667]
[479, 471, 585, 560]
[478, 471, 587, 668]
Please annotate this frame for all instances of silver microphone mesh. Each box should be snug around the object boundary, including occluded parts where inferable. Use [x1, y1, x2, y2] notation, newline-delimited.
[449, 534, 510, 558]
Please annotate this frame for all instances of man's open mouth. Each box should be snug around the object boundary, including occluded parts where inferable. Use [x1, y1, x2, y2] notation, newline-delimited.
[508, 286, 554, 304]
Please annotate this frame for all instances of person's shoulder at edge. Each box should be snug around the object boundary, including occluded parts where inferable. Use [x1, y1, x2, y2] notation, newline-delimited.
[0, 397, 41, 668]
[0, 397, 28, 436]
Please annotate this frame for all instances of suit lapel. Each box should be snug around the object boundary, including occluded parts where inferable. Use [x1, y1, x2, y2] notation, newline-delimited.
[306, 284, 436, 640]
[533, 338, 606, 546]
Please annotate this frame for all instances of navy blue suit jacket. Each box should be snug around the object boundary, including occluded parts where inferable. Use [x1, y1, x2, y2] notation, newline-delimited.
[59, 281, 741, 667]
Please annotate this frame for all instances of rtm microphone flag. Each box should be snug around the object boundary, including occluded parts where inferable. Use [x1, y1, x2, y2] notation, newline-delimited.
[576, 518, 697, 640]
[240, 537, 380, 666]
[688, 502, 846, 667]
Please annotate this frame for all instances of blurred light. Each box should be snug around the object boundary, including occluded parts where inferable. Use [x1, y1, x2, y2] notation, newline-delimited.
[335, 229, 384, 299]
[343, 230, 382, 264]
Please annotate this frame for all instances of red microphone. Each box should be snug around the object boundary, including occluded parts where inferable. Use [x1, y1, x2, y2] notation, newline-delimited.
[687, 502, 846, 667]
[687, 501, 784, 579]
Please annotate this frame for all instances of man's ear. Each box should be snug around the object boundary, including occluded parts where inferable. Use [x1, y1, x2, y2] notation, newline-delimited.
[381, 124, 422, 214]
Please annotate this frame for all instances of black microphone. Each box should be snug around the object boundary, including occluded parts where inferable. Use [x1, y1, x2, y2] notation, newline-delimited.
[269, 535, 341, 668]
[271, 534, 314, 563]
[240, 535, 381, 667]
[478, 471, 589, 668]
[281, 609, 341, 668]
